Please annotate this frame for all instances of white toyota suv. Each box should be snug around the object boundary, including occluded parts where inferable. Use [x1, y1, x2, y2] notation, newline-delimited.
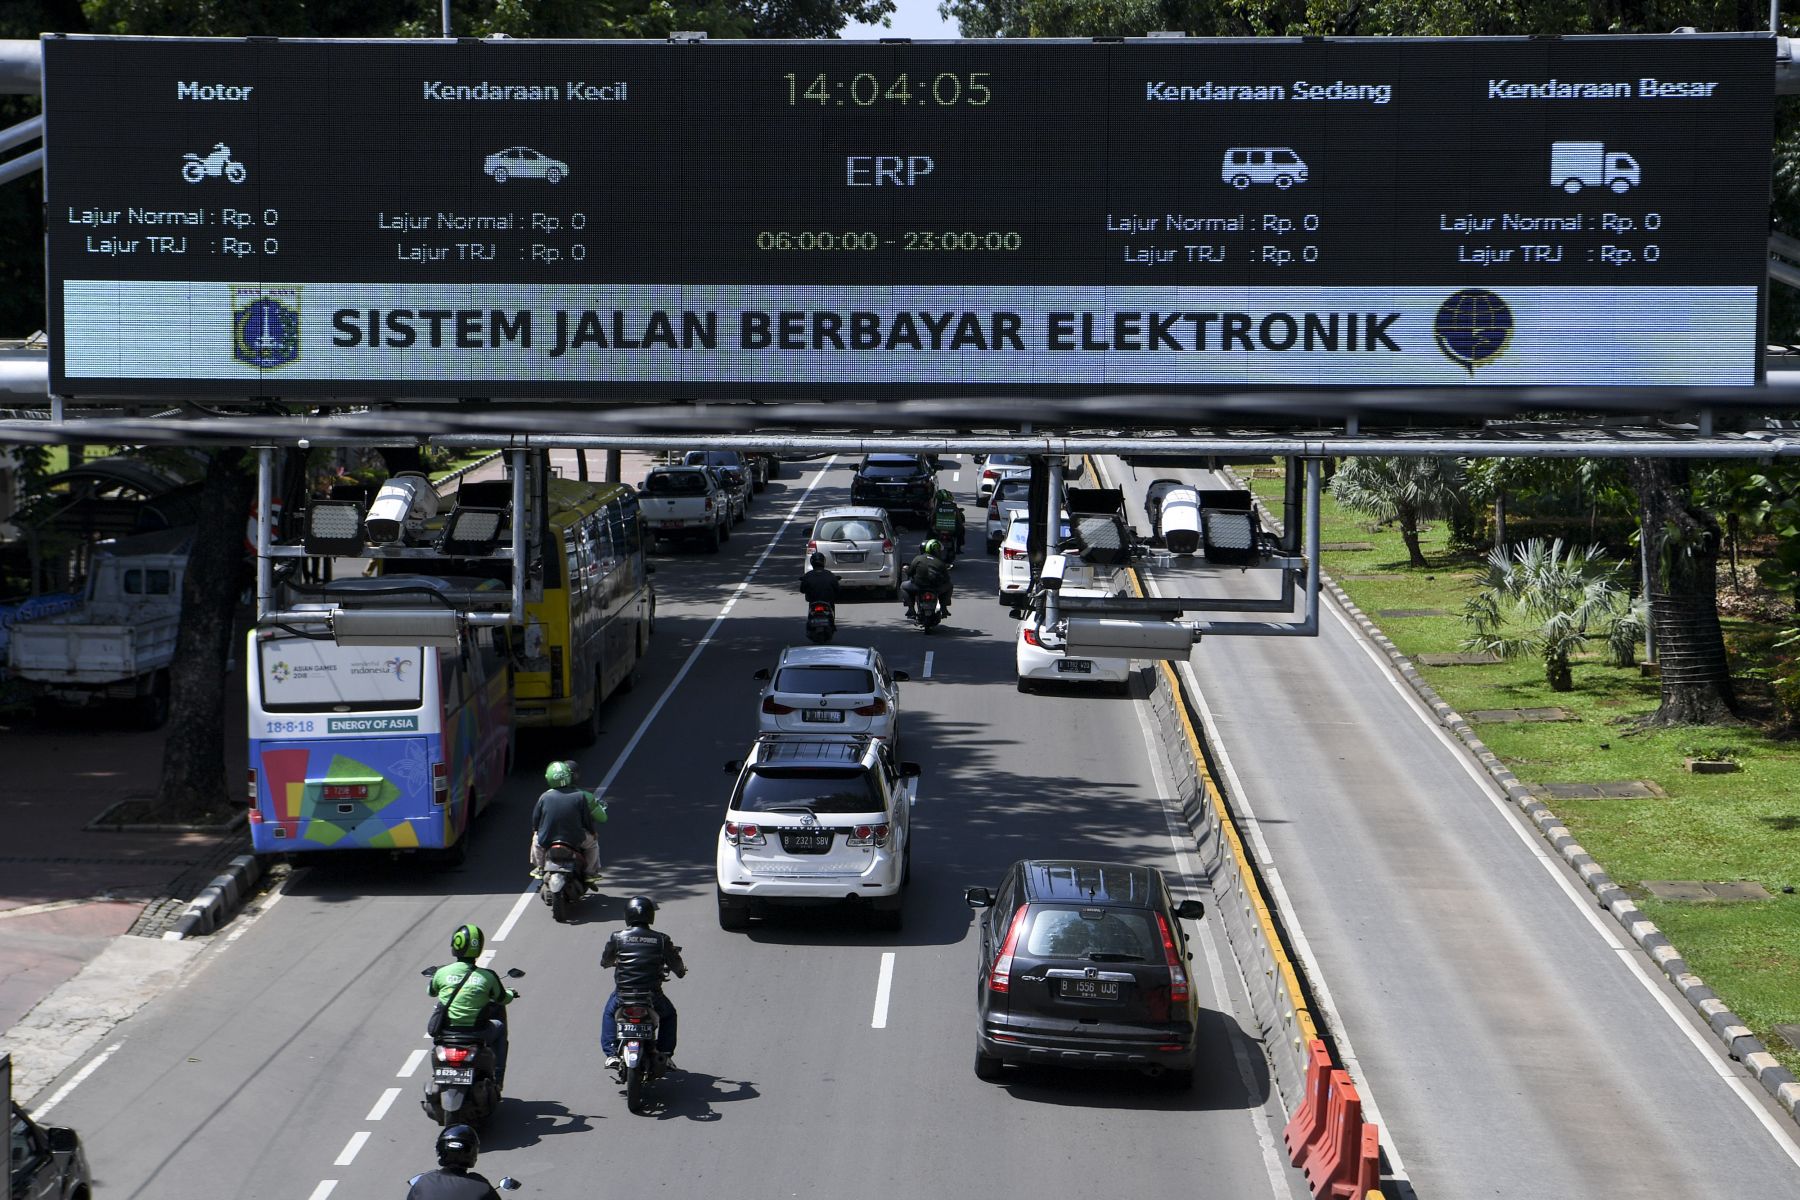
[716, 734, 920, 932]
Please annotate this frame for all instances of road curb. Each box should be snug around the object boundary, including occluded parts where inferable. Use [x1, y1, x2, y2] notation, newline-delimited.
[1222, 465, 1800, 1126]
[162, 854, 264, 940]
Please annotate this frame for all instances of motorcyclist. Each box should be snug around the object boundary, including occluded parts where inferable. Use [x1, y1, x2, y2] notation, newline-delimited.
[801, 552, 841, 606]
[599, 896, 688, 1070]
[407, 1125, 503, 1200]
[428, 925, 516, 1085]
[900, 539, 953, 619]
[530, 760, 606, 884]
[929, 487, 965, 555]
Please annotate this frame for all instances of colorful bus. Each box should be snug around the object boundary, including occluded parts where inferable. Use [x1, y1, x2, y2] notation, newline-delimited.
[246, 576, 514, 861]
[400, 477, 655, 745]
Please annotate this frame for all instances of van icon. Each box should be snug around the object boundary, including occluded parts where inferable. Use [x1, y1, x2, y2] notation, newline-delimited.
[1222, 147, 1309, 189]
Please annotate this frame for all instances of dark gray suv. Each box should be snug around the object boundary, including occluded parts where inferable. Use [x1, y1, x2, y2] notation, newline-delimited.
[965, 860, 1206, 1088]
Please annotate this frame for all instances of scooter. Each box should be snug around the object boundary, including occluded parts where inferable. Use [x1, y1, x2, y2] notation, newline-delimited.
[805, 600, 836, 643]
[611, 987, 670, 1115]
[539, 841, 590, 922]
[419, 966, 522, 1129]
[409, 1173, 521, 1192]
[181, 142, 247, 184]
[911, 591, 945, 633]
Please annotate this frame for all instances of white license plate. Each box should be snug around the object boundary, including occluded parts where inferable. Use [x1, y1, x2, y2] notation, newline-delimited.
[801, 709, 845, 723]
[433, 1067, 475, 1084]
[835, 551, 866, 563]
[1057, 659, 1094, 674]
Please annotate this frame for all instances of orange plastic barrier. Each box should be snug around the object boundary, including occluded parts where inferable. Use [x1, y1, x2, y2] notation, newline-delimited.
[1349, 1122, 1382, 1199]
[1282, 1038, 1335, 1164]
[1300, 1069, 1362, 1197]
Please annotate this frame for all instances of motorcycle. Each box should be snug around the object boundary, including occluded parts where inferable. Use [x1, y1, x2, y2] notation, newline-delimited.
[805, 600, 836, 643]
[610, 977, 673, 1115]
[911, 590, 945, 633]
[419, 966, 522, 1129]
[181, 142, 247, 184]
[539, 841, 590, 922]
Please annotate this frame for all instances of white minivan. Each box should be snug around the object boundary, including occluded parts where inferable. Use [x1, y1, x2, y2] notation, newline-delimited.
[1221, 147, 1308, 189]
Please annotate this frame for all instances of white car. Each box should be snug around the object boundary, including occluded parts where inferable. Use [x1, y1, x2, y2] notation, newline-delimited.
[754, 644, 908, 747]
[976, 453, 1031, 504]
[997, 513, 1070, 606]
[716, 734, 920, 931]
[984, 471, 1034, 553]
[484, 147, 569, 183]
[1015, 556, 1134, 694]
[806, 507, 899, 593]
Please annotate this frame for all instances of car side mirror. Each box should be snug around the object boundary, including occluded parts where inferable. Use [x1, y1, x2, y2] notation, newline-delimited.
[965, 886, 994, 908]
[892, 671, 911, 682]
[1175, 899, 1205, 921]
[724, 759, 742, 773]
[971, 454, 988, 464]
[753, 668, 771, 681]
[46, 1127, 79, 1153]
[900, 761, 922, 778]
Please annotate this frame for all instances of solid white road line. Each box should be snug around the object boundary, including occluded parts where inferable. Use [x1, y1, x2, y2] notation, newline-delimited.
[871, 952, 896, 1029]
[31, 1042, 121, 1118]
[490, 887, 536, 944]
[333, 1132, 369, 1166]
[305, 1181, 338, 1200]
[922, 651, 935, 679]
[586, 456, 838, 809]
[397, 1048, 427, 1078]
[366, 1087, 402, 1121]
[1134, 700, 1298, 1200]
[1324, 599, 1800, 1167]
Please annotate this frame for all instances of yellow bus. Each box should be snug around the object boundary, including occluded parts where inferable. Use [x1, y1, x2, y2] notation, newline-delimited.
[394, 476, 655, 745]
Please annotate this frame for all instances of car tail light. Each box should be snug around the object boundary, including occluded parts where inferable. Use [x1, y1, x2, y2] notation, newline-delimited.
[725, 821, 765, 846]
[881, 539, 894, 553]
[761, 696, 795, 715]
[989, 905, 1029, 993]
[1002, 547, 1026, 561]
[1155, 912, 1190, 1004]
[704, 497, 714, 511]
[432, 762, 449, 807]
[321, 784, 369, 801]
[848, 823, 890, 847]
[988, 500, 1001, 518]
[246, 768, 258, 805]
[853, 697, 887, 716]
[1021, 625, 1042, 648]
[807, 539, 818, 554]
[436, 1046, 475, 1064]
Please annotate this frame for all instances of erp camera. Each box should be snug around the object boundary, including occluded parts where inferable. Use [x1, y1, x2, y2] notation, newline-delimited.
[363, 472, 438, 544]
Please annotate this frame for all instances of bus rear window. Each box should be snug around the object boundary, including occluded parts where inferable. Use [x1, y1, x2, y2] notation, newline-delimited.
[257, 638, 425, 712]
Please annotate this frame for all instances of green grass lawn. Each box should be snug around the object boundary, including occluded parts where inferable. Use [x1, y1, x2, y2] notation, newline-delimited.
[1244, 465, 1800, 1073]
[428, 450, 500, 484]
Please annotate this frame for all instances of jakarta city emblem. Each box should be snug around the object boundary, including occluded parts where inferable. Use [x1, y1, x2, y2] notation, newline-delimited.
[232, 286, 301, 368]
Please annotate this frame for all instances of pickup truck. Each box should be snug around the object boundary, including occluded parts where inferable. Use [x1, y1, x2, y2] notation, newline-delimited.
[639, 466, 732, 552]
[5, 528, 188, 728]
[6, 1052, 91, 1200]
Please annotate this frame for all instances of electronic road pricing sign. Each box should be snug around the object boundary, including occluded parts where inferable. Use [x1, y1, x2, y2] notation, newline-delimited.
[42, 33, 1774, 400]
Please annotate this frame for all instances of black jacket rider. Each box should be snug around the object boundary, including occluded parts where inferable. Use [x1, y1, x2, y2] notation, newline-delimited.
[600, 923, 689, 991]
[801, 567, 840, 605]
[406, 1167, 502, 1200]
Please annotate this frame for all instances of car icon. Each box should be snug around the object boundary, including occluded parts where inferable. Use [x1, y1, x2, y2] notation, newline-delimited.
[484, 147, 568, 184]
[1221, 147, 1308, 189]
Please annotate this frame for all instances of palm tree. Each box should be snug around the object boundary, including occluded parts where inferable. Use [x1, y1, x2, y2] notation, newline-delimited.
[1329, 456, 1468, 567]
[1461, 538, 1637, 692]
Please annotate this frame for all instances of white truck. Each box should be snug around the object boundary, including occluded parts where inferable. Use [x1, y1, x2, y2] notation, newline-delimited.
[1549, 142, 1640, 194]
[639, 465, 732, 552]
[6, 528, 188, 727]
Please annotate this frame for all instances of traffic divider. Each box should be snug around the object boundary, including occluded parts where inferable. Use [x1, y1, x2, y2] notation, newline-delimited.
[1299, 1069, 1361, 1196]
[1283, 1038, 1334, 1163]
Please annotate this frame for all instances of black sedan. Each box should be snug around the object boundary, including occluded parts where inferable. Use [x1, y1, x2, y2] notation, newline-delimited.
[965, 859, 1206, 1088]
[850, 454, 936, 526]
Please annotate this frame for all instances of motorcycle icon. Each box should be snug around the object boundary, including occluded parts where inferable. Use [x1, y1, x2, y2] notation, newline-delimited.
[182, 143, 247, 184]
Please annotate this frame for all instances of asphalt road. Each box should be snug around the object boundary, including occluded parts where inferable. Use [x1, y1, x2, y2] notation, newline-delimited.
[38, 458, 1308, 1200]
[1106, 457, 1800, 1200]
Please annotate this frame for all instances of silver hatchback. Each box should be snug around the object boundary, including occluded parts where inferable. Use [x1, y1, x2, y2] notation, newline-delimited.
[754, 645, 909, 748]
[806, 506, 899, 593]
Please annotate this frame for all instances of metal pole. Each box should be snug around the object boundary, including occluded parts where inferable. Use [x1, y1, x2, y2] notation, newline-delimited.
[1043, 453, 1063, 628]
[1774, 0, 1782, 34]
[509, 448, 527, 627]
[1641, 535, 1656, 664]
[256, 447, 275, 623]
[442, 0, 452, 37]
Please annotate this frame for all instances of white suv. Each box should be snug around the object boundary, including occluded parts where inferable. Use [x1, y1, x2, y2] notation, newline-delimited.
[716, 734, 920, 931]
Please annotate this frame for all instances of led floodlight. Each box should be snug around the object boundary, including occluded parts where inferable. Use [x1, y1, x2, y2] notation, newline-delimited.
[437, 506, 509, 557]
[303, 500, 366, 557]
[1200, 508, 1259, 566]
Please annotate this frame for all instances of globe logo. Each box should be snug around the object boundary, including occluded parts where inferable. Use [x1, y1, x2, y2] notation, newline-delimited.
[1434, 289, 1514, 376]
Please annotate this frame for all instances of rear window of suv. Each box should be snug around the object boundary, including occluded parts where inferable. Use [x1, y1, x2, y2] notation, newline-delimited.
[735, 767, 880, 814]
[773, 666, 875, 694]
[814, 517, 886, 542]
[994, 478, 1032, 503]
[859, 463, 926, 479]
[1023, 906, 1157, 960]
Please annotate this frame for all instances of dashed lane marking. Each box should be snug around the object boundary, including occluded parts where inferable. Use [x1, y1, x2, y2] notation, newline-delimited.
[397, 1048, 427, 1078]
[305, 1182, 337, 1200]
[333, 1132, 369, 1166]
[871, 952, 896, 1029]
[366, 1087, 402, 1121]
[922, 651, 935, 679]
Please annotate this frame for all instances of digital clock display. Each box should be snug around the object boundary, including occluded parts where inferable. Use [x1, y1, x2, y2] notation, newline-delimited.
[42, 34, 1773, 400]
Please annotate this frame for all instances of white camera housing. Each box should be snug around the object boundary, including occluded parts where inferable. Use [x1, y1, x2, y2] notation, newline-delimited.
[1158, 487, 1201, 555]
[363, 472, 438, 544]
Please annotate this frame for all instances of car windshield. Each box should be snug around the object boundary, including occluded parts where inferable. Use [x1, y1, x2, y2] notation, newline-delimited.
[994, 479, 1032, 502]
[774, 665, 875, 695]
[815, 518, 886, 542]
[986, 454, 1029, 470]
[644, 472, 706, 496]
[735, 768, 881, 814]
[1023, 906, 1158, 961]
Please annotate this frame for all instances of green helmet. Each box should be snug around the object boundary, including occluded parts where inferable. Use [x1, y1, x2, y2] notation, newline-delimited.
[922, 539, 943, 558]
[450, 923, 484, 960]
[545, 760, 575, 789]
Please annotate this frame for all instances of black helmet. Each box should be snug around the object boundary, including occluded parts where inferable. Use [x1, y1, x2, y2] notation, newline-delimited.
[625, 895, 657, 926]
[810, 552, 826, 570]
[437, 1123, 479, 1169]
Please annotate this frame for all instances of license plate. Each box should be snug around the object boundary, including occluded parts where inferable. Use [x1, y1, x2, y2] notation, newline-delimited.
[618, 1024, 653, 1038]
[835, 551, 866, 563]
[1058, 659, 1094, 674]
[1059, 978, 1121, 1000]
[780, 831, 833, 852]
[801, 709, 845, 723]
[434, 1067, 476, 1084]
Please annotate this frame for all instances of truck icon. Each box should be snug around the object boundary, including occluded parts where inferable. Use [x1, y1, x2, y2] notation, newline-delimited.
[1550, 142, 1640, 194]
